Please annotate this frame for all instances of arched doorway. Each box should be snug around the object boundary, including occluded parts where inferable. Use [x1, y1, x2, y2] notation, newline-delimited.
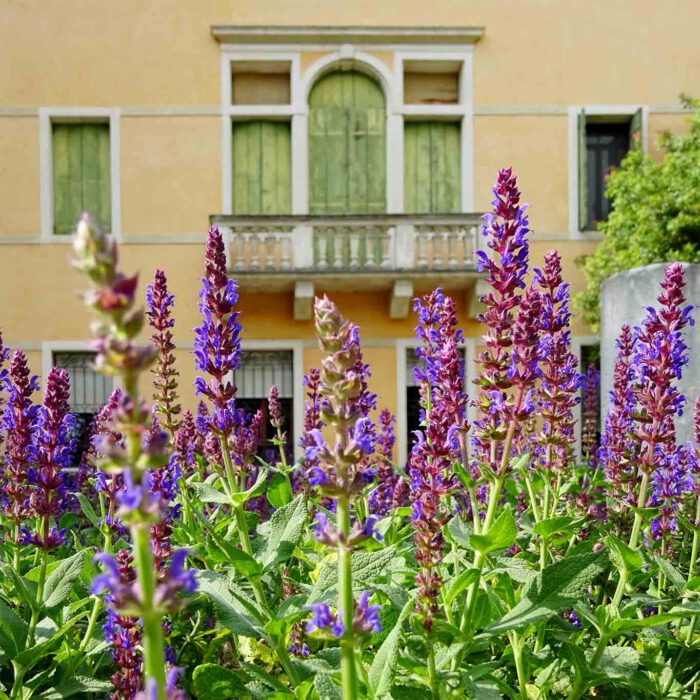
[308, 70, 386, 214]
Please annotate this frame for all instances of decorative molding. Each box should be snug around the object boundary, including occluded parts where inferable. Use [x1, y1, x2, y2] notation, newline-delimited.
[211, 26, 485, 45]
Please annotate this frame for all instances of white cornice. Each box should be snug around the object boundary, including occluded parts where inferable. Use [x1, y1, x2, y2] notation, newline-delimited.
[210, 25, 485, 45]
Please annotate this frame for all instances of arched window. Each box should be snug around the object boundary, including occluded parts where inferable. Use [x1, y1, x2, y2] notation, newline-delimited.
[308, 70, 386, 214]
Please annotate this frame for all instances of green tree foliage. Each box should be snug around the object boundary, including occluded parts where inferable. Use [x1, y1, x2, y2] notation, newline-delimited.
[576, 98, 700, 330]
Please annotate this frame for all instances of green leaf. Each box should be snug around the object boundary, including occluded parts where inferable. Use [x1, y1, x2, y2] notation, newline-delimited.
[239, 661, 292, 694]
[260, 495, 307, 570]
[14, 613, 83, 668]
[192, 664, 249, 699]
[267, 472, 293, 508]
[309, 547, 397, 602]
[43, 551, 86, 608]
[192, 482, 231, 505]
[655, 555, 686, 593]
[198, 571, 264, 638]
[314, 674, 342, 700]
[609, 601, 700, 633]
[231, 468, 269, 507]
[596, 645, 639, 678]
[36, 677, 113, 699]
[469, 508, 516, 555]
[221, 543, 263, 582]
[488, 551, 608, 633]
[444, 568, 480, 606]
[446, 516, 471, 548]
[605, 535, 643, 575]
[75, 493, 100, 528]
[0, 598, 28, 655]
[533, 516, 585, 539]
[368, 600, 411, 698]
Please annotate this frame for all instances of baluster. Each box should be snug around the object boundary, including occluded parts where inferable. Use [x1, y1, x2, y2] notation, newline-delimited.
[365, 228, 377, 269]
[451, 228, 463, 268]
[317, 229, 327, 270]
[232, 230, 245, 272]
[264, 232, 276, 271]
[249, 232, 261, 271]
[446, 229, 458, 269]
[349, 228, 361, 268]
[382, 227, 393, 269]
[440, 228, 450, 269]
[333, 228, 344, 270]
[416, 228, 428, 268]
[280, 232, 292, 271]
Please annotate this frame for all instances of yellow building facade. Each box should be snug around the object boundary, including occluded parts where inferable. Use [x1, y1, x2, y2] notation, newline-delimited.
[1, 1, 699, 463]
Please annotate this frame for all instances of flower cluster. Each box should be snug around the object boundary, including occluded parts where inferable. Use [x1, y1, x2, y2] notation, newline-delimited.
[599, 325, 637, 498]
[410, 290, 468, 629]
[306, 591, 381, 639]
[146, 269, 181, 440]
[533, 251, 582, 472]
[368, 409, 397, 516]
[193, 227, 242, 436]
[630, 262, 694, 474]
[1, 351, 40, 531]
[473, 168, 531, 472]
[581, 364, 600, 468]
[24, 367, 76, 549]
[305, 297, 377, 499]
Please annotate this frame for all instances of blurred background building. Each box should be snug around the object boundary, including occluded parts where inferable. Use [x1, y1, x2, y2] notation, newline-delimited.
[1, 1, 698, 463]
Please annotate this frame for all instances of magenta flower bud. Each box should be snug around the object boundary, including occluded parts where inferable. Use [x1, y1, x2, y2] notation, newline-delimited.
[268, 384, 284, 429]
[581, 364, 600, 468]
[146, 269, 181, 439]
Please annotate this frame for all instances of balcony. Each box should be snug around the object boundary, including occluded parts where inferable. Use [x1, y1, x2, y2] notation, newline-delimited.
[209, 213, 484, 318]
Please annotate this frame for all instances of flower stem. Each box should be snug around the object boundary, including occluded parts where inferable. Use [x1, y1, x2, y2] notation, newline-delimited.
[26, 547, 48, 648]
[427, 641, 439, 699]
[337, 493, 358, 700]
[612, 471, 649, 607]
[132, 522, 166, 700]
[509, 631, 528, 699]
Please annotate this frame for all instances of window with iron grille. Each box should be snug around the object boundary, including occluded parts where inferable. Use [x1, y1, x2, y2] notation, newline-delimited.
[233, 350, 295, 459]
[53, 351, 114, 469]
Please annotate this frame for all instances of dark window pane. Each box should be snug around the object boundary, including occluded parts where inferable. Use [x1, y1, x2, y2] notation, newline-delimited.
[585, 122, 630, 229]
[406, 386, 422, 463]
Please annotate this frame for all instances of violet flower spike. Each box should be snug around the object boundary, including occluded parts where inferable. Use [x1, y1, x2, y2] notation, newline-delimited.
[193, 226, 242, 438]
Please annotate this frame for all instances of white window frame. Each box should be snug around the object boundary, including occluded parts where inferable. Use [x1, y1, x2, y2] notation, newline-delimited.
[218, 43, 476, 218]
[220, 51, 302, 216]
[567, 104, 649, 239]
[395, 336, 476, 467]
[239, 339, 305, 460]
[394, 48, 475, 213]
[39, 107, 121, 243]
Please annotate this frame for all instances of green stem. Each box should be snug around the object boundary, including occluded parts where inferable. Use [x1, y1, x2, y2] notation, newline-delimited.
[522, 470, 541, 523]
[427, 641, 439, 699]
[612, 471, 649, 607]
[337, 493, 358, 700]
[26, 547, 49, 648]
[509, 631, 528, 699]
[683, 498, 700, 644]
[78, 529, 113, 656]
[133, 523, 166, 700]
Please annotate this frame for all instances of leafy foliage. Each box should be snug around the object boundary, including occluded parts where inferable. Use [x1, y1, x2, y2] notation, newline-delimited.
[576, 96, 700, 329]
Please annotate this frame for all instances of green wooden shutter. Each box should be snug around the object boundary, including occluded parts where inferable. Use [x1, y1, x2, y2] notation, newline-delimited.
[52, 123, 110, 234]
[629, 108, 643, 150]
[577, 109, 588, 231]
[309, 71, 386, 214]
[232, 121, 291, 215]
[404, 121, 461, 213]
